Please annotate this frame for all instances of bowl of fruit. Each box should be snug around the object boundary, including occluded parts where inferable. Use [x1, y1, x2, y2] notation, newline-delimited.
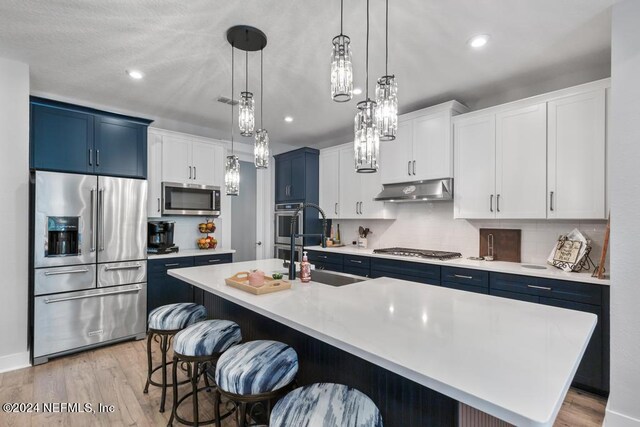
[199, 220, 216, 234]
[197, 236, 217, 250]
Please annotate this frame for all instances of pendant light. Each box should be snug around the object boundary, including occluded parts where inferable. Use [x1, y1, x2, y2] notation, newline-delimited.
[239, 34, 255, 137]
[331, 0, 353, 102]
[254, 48, 269, 168]
[376, 0, 397, 141]
[225, 42, 240, 196]
[354, 0, 379, 173]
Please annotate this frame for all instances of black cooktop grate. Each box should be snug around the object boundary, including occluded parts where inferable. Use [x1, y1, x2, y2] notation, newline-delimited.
[373, 247, 462, 260]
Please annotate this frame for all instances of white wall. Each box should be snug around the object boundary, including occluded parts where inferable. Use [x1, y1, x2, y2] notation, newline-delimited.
[334, 203, 608, 267]
[0, 57, 30, 372]
[605, 1, 640, 426]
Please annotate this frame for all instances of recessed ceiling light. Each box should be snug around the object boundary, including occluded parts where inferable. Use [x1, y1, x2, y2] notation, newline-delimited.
[284, 116, 294, 123]
[353, 87, 363, 95]
[126, 69, 144, 80]
[468, 34, 490, 49]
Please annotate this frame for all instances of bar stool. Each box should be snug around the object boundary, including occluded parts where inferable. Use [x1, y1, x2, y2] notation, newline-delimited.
[215, 340, 299, 427]
[168, 319, 242, 426]
[270, 383, 383, 427]
[144, 302, 207, 412]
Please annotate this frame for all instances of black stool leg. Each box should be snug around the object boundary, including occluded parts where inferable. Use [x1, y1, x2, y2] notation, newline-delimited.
[214, 389, 221, 427]
[168, 355, 179, 427]
[203, 362, 212, 392]
[192, 361, 200, 426]
[160, 333, 169, 412]
[239, 402, 247, 427]
[143, 332, 153, 394]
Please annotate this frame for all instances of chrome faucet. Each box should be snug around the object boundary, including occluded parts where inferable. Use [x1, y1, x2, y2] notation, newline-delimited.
[289, 202, 327, 279]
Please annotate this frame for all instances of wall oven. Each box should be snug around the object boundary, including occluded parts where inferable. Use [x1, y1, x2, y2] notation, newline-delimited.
[162, 182, 221, 216]
[274, 203, 304, 245]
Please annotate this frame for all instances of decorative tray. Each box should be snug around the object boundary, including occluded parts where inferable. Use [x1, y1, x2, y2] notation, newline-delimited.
[225, 272, 291, 295]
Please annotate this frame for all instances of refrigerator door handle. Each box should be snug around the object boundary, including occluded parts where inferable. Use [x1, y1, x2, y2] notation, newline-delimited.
[44, 268, 90, 276]
[90, 188, 96, 252]
[44, 285, 142, 304]
[98, 188, 105, 252]
[104, 263, 142, 271]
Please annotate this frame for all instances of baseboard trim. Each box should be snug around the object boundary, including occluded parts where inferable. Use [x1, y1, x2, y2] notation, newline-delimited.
[604, 401, 640, 427]
[0, 351, 30, 374]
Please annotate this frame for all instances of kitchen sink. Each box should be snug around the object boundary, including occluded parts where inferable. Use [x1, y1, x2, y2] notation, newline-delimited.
[308, 270, 367, 287]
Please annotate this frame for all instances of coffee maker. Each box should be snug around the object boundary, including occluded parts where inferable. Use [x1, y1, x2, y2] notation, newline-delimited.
[147, 221, 179, 254]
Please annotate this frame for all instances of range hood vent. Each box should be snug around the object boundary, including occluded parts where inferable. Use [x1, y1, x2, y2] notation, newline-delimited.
[374, 178, 453, 202]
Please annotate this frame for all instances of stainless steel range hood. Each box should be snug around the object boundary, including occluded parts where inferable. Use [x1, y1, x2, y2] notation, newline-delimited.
[374, 178, 453, 202]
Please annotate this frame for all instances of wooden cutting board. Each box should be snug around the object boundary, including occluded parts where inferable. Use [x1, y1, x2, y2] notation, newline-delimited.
[479, 229, 522, 263]
[225, 272, 291, 295]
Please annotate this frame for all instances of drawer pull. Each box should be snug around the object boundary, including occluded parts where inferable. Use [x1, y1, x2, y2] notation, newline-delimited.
[44, 268, 89, 276]
[44, 286, 142, 304]
[350, 260, 363, 264]
[318, 255, 328, 259]
[104, 264, 142, 271]
[164, 263, 181, 267]
[208, 259, 222, 263]
[527, 284, 552, 291]
[454, 274, 473, 279]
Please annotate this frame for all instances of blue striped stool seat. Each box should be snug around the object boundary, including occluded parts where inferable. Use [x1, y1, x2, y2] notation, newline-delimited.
[148, 303, 207, 331]
[215, 340, 298, 395]
[270, 383, 383, 427]
[173, 320, 242, 357]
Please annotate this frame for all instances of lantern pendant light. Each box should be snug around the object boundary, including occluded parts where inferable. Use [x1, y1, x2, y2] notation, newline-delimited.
[254, 48, 269, 169]
[331, 0, 353, 102]
[225, 42, 240, 196]
[376, 0, 397, 141]
[354, 0, 379, 173]
[239, 37, 255, 137]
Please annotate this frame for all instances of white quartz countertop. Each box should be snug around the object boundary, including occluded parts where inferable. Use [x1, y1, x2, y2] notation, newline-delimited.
[169, 259, 596, 427]
[305, 245, 610, 286]
[147, 248, 235, 260]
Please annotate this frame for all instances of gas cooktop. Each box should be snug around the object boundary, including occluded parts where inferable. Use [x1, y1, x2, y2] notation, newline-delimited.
[373, 247, 462, 260]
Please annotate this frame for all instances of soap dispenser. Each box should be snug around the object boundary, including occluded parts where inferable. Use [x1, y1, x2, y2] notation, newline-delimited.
[301, 251, 311, 283]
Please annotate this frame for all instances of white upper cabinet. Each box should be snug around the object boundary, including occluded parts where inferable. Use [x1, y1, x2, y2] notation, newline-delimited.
[319, 148, 340, 218]
[495, 103, 547, 219]
[547, 89, 606, 219]
[380, 101, 468, 185]
[454, 78, 609, 220]
[454, 114, 496, 219]
[161, 134, 220, 186]
[162, 135, 192, 183]
[318, 144, 396, 220]
[147, 131, 162, 218]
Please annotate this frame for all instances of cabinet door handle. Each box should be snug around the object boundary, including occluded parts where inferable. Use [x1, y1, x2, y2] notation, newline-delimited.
[413, 160, 416, 175]
[408, 161, 411, 176]
[454, 274, 473, 279]
[189, 166, 192, 180]
[96, 149, 100, 166]
[193, 166, 197, 180]
[335, 203, 338, 215]
[550, 191, 554, 212]
[527, 284, 552, 291]
[157, 197, 161, 212]
[490, 194, 494, 213]
[350, 260, 362, 264]
[207, 259, 221, 263]
[360, 201, 363, 214]
[496, 194, 501, 213]
[164, 263, 181, 267]
[318, 255, 328, 259]
[89, 149, 93, 166]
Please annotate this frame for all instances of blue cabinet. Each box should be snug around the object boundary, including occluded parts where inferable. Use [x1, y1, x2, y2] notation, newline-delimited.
[307, 250, 343, 273]
[147, 254, 233, 315]
[441, 267, 489, 294]
[370, 257, 441, 285]
[30, 97, 151, 178]
[274, 148, 319, 204]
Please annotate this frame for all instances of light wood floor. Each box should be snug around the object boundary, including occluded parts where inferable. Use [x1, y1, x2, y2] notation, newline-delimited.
[0, 339, 606, 427]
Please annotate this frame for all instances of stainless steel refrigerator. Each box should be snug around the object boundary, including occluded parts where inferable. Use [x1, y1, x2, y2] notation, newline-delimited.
[31, 171, 147, 364]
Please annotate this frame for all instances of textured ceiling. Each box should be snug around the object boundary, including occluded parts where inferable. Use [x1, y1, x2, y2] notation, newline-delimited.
[0, 0, 613, 148]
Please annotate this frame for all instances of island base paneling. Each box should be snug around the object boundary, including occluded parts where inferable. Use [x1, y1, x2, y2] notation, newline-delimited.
[201, 291, 457, 427]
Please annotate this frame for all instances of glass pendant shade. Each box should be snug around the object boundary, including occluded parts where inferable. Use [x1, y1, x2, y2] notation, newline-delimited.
[375, 75, 398, 141]
[225, 155, 240, 196]
[254, 129, 269, 168]
[354, 99, 380, 173]
[331, 35, 353, 102]
[239, 91, 255, 136]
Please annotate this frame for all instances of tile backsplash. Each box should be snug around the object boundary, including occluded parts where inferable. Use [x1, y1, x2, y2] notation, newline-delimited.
[334, 202, 608, 268]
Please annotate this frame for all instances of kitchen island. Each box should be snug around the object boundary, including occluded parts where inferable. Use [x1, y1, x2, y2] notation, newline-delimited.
[170, 259, 596, 427]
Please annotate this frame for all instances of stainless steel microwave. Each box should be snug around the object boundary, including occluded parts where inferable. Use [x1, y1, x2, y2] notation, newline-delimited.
[162, 182, 221, 216]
